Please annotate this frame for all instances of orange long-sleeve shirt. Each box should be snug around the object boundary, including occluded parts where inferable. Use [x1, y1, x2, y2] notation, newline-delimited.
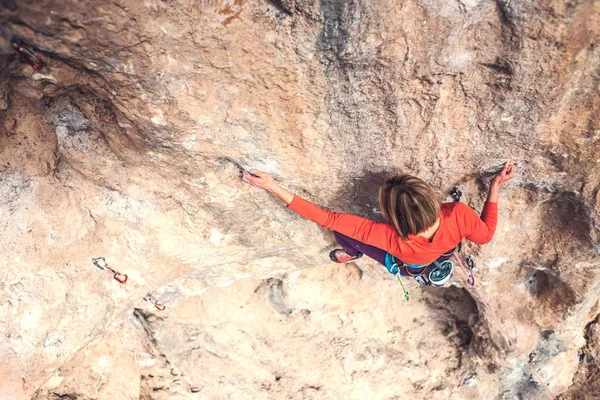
[288, 195, 498, 265]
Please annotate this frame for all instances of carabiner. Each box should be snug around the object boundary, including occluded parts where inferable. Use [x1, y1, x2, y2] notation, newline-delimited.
[113, 272, 128, 284]
[414, 273, 429, 286]
[144, 294, 166, 310]
[92, 257, 109, 271]
[11, 37, 44, 70]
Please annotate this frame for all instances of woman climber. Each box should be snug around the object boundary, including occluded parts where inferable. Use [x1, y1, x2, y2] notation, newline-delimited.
[242, 162, 516, 288]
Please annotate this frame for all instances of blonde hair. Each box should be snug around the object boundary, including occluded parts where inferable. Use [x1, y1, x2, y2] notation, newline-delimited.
[379, 174, 441, 241]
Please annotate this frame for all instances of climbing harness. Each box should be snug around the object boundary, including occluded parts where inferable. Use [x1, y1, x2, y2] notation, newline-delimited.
[392, 261, 452, 301]
[453, 254, 557, 399]
[92, 257, 128, 284]
[143, 294, 166, 311]
[0, 23, 45, 70]
[387, 243, 461, 301]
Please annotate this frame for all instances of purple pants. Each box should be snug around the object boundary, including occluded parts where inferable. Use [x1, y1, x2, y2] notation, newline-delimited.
[334, 232, 459, 274]
[333, 231, 387, 266]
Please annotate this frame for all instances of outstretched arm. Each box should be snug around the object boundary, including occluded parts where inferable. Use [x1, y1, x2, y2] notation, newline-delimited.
[242, 169, 402, 252]
[463, 161, 517, 244]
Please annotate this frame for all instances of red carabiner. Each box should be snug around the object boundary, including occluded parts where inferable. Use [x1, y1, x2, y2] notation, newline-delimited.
[467, 274, 475, 286]
[113, 272, 128, 284]
[155, 303, 166, 311]
[11, 37, 44, 70]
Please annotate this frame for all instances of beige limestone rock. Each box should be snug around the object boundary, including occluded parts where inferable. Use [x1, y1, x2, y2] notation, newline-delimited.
[0, 0, 599, 399]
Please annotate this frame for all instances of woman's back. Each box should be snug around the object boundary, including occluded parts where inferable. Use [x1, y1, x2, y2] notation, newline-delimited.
[287, 196, 497, 265]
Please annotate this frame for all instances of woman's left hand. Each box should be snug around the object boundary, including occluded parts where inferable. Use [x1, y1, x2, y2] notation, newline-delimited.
[242, 169, 276, 192]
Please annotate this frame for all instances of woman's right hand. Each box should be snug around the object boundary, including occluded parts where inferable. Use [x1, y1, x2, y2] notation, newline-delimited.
[492, 161, 517, 188]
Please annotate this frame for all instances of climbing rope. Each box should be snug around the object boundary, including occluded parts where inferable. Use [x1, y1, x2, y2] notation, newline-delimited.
[453, 254, 558, 400]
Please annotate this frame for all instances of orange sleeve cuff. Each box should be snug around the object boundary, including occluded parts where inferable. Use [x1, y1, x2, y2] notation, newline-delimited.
[287, 195, 299, 209]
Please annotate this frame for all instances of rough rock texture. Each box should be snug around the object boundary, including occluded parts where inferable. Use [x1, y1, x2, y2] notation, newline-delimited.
[1, 0, 600, 399]
[35, 264, 493, 400]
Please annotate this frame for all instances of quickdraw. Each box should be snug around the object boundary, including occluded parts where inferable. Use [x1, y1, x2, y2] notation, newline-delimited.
[11, 37, 44, 70]
[0, 23, 45, 70]
[466, 255, 476, 286]
[450, 186, 462, 202]
[143, 294, 166, 311]
[92, 257, 128, 284]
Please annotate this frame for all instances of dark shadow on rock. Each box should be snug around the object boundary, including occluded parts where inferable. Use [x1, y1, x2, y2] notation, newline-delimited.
[519, 265, 578, 318]
[421, 285, 497, 365]
[562, 314, 600, 398]
[541, 191, 594, 246]
[422, 286, 478, 346]
[329, 170, 389, 222]
[522, 190, 597, 312]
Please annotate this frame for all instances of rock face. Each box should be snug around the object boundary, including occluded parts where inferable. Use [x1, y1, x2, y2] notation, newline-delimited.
[0, 0, 599, 399]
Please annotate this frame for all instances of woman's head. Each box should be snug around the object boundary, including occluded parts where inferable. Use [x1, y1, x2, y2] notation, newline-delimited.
[379, 174, 441, 240]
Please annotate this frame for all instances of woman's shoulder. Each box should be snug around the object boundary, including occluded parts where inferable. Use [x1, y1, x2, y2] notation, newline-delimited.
[441, 201, 473, 218]
[440, 202, 474, 238]
[441, 201, 460, 213]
